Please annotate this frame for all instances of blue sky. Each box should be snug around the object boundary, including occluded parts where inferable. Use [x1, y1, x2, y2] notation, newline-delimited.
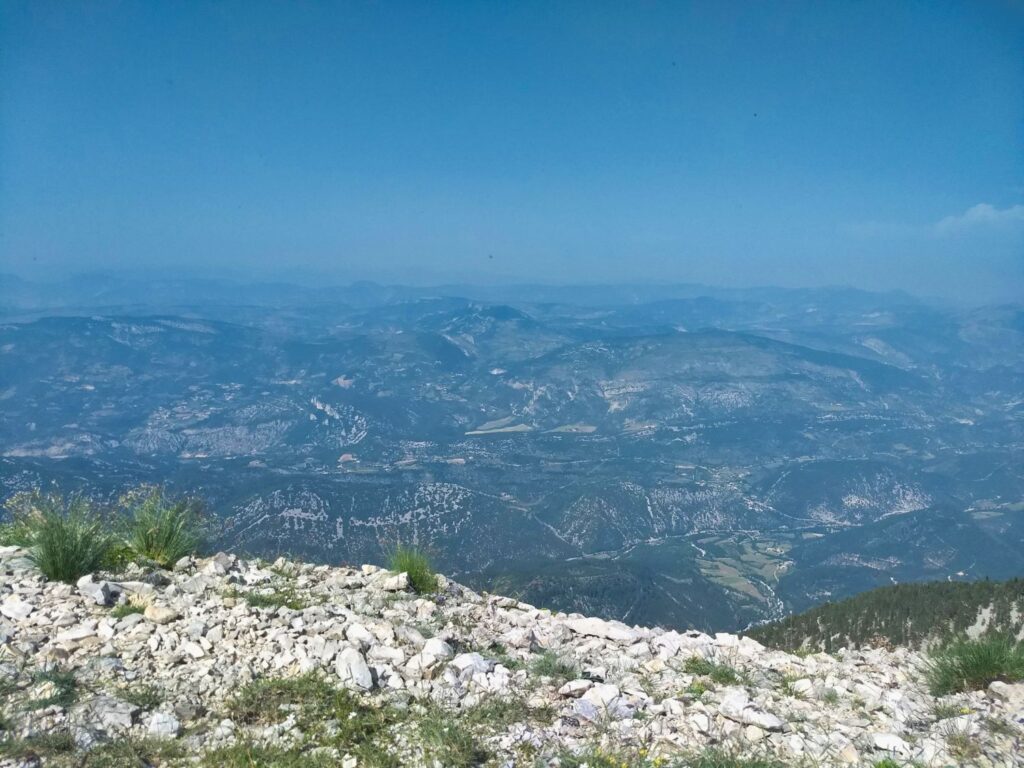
[1, 1, 1022, 300]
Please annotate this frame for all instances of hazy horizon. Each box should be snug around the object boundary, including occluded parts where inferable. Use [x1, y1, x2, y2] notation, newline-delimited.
[2, 1, 1023, 302]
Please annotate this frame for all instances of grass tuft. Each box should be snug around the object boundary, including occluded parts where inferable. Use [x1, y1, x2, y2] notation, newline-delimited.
[388, 544, 438, 594]
[417, 704, 490, 768]
[529, 650, 579, 682]
[463, 695, 553, 728]
[226, 674, 397, 763]
[201, 743, 338, 768]
[80, 737, 184, 767]
[226, 584, 310, 611]
[0, 729, 76, 760]
[122, 486, 205, 568]
[552, 747, 784, 768]
[27, 668, 78, 710]
[944, 728, 981, 762]
[3, 491, 115, 583]
[924, 635, 1024, 695]
[119, 684, 164, 710]
[111, 601, 147, 619]
[683, 656, 743, 686]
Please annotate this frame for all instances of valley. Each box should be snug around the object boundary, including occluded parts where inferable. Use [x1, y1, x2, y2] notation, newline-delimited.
[1, 279, 1022, 632]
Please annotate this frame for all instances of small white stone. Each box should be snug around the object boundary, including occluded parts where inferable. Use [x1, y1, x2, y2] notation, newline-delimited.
[422, 638, 453, 660]
[0, 596, 34, 620]
[336, 647, 373, 690]
[148, 711, 181, 738]
[144, 604, 179, 625]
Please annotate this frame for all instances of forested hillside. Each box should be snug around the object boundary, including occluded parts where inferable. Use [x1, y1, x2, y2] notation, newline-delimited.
[748, 578, 1024, 652]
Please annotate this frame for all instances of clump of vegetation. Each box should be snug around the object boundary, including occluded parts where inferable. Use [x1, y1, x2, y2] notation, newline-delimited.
[201, 743, 340, 768]
[2, 491, 115, 583]
[226, 674, 397, 764]
[119, 684, 164, 710]
[685, 680, 710, 697]
[463, 695, 553, 728]
[483, 642, 524, 670]
[683, 656, 744, 685]
[0, 729, 76, 761]
[1, 485, 208, 581]
[684, 752, 785, 768]
[121, 486, 205, 568]
[530, 649, 580, 682]
[944, 727, 982, 762]
[983, 715, 1016, 737]
[924, 635, 1024, 695]
[27, 668, 79, 710]
[389, 544, 438, 594]
[226, 584, 310, 611]
[777, 674, 803, 699]
[820, 688, 840, 705]
[79, 737, 184, 767]
[931, 702, 964, 721]
[553, 747, 784, 768]
[417, 704, 490, 767]
[110, 600, 147, 619]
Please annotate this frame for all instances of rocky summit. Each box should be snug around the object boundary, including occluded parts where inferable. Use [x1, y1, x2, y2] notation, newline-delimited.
[1, 546, 1022, 767]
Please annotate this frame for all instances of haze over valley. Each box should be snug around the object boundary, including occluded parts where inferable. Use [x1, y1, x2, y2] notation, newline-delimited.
[3, 276, 1021, 632]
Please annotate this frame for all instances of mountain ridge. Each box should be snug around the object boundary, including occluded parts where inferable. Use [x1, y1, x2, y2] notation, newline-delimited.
[2, 545, 1023, 766]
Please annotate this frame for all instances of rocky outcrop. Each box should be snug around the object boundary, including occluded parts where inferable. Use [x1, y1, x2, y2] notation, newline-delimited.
[1, 544, 1022, 766]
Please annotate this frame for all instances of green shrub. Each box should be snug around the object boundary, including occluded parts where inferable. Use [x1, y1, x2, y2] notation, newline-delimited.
[3, 492, 114, 583]
[388, 544, 438, 594]
[122, 486, 205, 568]
[925, 635, 1024, 695]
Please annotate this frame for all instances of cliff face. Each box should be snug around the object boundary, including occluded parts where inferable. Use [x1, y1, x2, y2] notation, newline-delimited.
[1, 546, 1022, 767]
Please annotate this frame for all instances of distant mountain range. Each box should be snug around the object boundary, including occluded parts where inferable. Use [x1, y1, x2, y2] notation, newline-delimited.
[1, 276, 1021, 631]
